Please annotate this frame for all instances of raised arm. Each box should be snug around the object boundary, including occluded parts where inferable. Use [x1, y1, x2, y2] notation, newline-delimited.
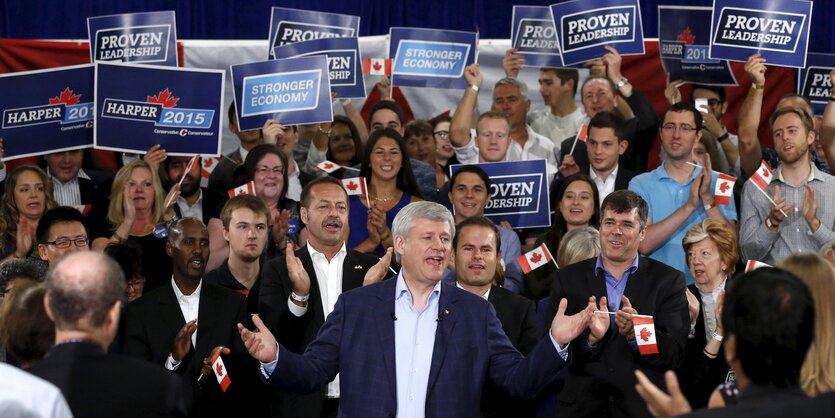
[450, 64, 483, 148]
[738, 54, 766, 178]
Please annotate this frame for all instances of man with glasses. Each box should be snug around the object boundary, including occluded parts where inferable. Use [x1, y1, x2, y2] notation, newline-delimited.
[629, 103, 736, 284]
[36, 206, 90, 267]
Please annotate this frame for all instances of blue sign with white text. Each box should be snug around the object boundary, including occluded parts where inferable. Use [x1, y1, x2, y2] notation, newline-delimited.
[658, 6, 737, 86]
[450, 160, 551, 229]
[0, 65, 94, 160]
[709, 0, 812, 68]
[87, 11, 178, 66]
[273, 37, 367, 99]
[550, 0, 644, 66]
[231, 56, 333, 130]
[94, 62, 224, 155]
[389, 28, 477, 89]
[798, 53, 835, 116]
[511, 6, 565, 68]
[267, 7, 360, 59]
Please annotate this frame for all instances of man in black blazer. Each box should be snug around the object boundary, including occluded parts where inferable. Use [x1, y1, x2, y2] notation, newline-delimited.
[123, 218, 252, 418]
[547, 190, 689, 418]
[259, 176, 391, 418]
[452, 216, 539, 418]
[29, 251, 189, 418]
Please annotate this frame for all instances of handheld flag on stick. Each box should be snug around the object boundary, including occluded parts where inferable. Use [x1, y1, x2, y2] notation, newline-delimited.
[633, 314, 659, 355]
[518, 243, 557, 274]
[748, 160, 786, 217]
[745, 259, 772, 273]
[568, 125, 588, 156]
[363, 58, 392, 76]
[228, 181, 256, 198]
[314, 160, 341, 173]
[714, 173, 736, 206]
[341, 177, 369, 207]
[211, 351, 231, 392]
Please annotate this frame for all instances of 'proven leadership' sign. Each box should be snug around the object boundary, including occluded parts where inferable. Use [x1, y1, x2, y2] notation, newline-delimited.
[95, 62, 224, 156]
[450, 160, 551, 229]
[87, 11, 178, 66]
[0, 65, 94, 160]
[267, 7, 360, 59]
[510, 6, 564, 68]
[550, 0, 644, 66]
[273, 37, 366, 99]
[658, 6, 737, 86]
[798, 53, 835, 116]
[231, 56, 333, 131]
[709, 0, 812, 68]
[389, 28, 477, 90]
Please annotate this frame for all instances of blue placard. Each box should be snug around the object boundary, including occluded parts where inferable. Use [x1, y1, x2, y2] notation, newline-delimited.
[798, 53, 835, 116]
[389, 28, 477, 90]
[0, 65, 94, 160]
[273, 37, 367, 99]
[550, 0, 645, 67]
[267, 7, 360, 59]
[449, 160, 551, 229]
[709, 0, 812, 68]
[94, 62, 224, 155]
[87, 11, 178, 66]
[231, 56, 334, 131]
[511, 6, 565, 68]
[658, 6, 737, 86]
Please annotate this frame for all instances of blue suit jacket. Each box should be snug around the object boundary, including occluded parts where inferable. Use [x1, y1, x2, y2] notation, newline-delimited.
[267, 278, 568, 418]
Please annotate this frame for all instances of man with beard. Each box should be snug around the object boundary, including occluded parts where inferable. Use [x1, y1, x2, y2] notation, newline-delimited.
[124, 218, 252, 417]
[258, 176, 392, 418]
[164, 156, 227, 224]
[740, 106, 835, 264]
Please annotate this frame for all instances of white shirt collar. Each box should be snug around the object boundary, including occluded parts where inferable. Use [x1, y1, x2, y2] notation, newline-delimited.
[171, 276, 202, 300]
[306, 241, 347, 260]
[455, 282, 490, 300]
[590, 164, 620, 183]
[696, 277, 726, 301]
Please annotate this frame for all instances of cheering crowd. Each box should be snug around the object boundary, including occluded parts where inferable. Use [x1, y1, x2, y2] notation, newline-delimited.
[1, 43, 835, 418]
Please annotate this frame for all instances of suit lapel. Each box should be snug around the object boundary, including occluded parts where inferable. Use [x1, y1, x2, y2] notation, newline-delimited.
[623, 257, 649, 314]
[374, 279, 398, 404]
[427, 284, 458, 392]
[195, 284, 218, 359]
[297, 247, 325, 327]
[342, 250, 366, 291]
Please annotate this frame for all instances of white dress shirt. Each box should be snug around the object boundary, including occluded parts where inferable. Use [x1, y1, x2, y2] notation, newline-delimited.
[590, 165, 619, 206]
[165, 278, 202, 370]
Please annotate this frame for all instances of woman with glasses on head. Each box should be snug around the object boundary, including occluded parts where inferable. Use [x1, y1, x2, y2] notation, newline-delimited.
[431, 115, 457, 188]
[0, 165, 58, 262]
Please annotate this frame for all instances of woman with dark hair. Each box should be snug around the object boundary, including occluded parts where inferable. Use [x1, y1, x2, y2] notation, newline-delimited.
[0, 165, 58, 261]
[0, 280, 54, 368]
[207, 144, 300, 270]
[430, 114, 458, 187]
[325, 115, 364, 172]
[349, 128, 423, 254]
[525, 173, 600, 301]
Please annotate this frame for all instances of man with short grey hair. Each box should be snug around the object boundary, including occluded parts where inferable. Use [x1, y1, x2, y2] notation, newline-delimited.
[240, 201, 598, 417]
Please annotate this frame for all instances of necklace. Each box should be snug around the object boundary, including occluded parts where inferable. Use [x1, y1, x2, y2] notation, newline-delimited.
[371, 193, 396, 202]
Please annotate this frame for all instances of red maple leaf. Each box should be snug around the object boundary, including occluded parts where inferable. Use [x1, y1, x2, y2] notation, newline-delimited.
[719, 182, 730, 193]
[147, 88, 179, 108]
[324, 162, 334, 169]
[762, 167, 770, 177]
[677, 27, 696, 45]
[373, 61, 382, 71]
[639, 327, 653, 342]
[203, 159, 213, 168]
[215, 363, 224, 376]
[49, 87, 81, 106]
[236, 189, 246, 196]
[530, 252, 542, 263]
[346, 181, 358, 191]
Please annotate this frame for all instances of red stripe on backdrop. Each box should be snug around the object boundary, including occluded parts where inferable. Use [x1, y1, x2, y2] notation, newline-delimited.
[0, 39, 186, 173]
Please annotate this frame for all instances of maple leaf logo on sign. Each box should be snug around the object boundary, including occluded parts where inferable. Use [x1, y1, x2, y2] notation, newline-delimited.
[147, 88, 179, 108]
[639, 327, 653, 342]
[346, 181, 358, 191]
[49, 87, 81, 106]
[677, 27, 696, 45]
[720, 182, 730, 193]
[530, 252, 542, 263]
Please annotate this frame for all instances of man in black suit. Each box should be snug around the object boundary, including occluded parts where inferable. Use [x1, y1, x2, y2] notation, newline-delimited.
[635, 267, 820, 418]
[452, 216, 539, 417]
[259, 176, 391, 418]
[123, 218, 251, 417]
[29, 251, 189, 418]
[547, 190, 689, 418]
[164, 156, 227, 225]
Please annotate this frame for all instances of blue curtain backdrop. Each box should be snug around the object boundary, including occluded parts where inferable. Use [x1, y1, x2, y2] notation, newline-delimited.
[1, 0, 832, 52]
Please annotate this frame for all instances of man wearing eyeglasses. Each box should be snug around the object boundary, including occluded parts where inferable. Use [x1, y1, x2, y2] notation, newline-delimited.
[628, 102, 737, 284]
[36, 206, 89, 267]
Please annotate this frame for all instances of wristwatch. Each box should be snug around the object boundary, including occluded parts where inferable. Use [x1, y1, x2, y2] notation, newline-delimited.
[711, 332, 724, 342]
[616, 77, 630, 89]
[290, 292, 309, 303]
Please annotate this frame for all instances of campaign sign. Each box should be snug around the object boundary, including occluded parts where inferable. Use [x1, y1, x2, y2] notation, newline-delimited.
[658, 6, 737, 85]
[95, 62, 224, 156]
[550, 0, 644, 66]
[0, 65, 94, 160]
[450, 160, 551, 229]
[511, 6, 564, 68]
[709, 0, 812, 68]
[389, 28, 477, 89]
[268, 7, 360, 59]
[273, 37, 366, 99]
[798, 53, 835, 115]
[231, 56, 333, 130]
[87, 11, 178, 66]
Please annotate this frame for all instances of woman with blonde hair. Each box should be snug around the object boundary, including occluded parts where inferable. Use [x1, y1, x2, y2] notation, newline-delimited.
[556, 226, 600, 268]
[0, 165, 58, 261]
[777, 253, 835, 396]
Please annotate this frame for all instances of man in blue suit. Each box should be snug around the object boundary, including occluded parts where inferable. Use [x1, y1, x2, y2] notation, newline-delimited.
[240, 201, 602, 418]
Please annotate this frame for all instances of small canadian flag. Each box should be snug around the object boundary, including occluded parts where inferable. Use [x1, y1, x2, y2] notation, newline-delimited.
[363, 57, 392, 76]
[341, 177, 367, 196]
[750, 160, 774, 191]
[633, 314, 659, 355]
[211, 351, 231, 392]
[576, 125, 588, 143]
[517, 243, 556, 274]
[314, 160, 341, 173]
[72, 204, 92, 216]
[714, 173, 736, 206]
[228, 181, 256, 198]
[745, 259, 772, 273]
[201, 156, 222, 179]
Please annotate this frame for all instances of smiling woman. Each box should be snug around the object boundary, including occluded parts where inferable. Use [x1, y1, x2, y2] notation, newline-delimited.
[0, 165, 57, 262]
